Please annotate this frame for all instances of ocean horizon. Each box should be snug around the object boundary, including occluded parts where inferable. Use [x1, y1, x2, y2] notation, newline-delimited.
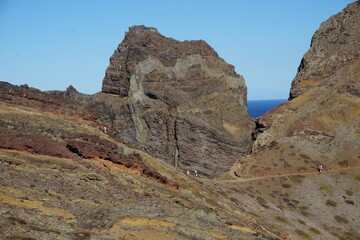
[247, 99, 287, 118]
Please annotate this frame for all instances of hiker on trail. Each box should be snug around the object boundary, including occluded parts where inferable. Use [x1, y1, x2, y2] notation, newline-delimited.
[317, 165, 323, 173]
[186, 170, 190, 175]
[194, 170, 198, 177]
[103, 126, 107, 134]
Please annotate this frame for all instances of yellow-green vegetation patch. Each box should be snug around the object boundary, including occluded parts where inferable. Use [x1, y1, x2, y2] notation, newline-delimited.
[297, 219, 306, 225]
[355, 175, 360, 181]
[334, 215, 349, 224]
[299, 206, 309, 211]
[319, 185, 331, 192]
[325, 199, 337, 207]
[337, 160, 348, 166]
[299, 153, 310, 160]
[274, 216, 288, 224]
[299, 206, 310, 216]
[0, 194, 74, 219]
[345, 190, 354, 196]
[295, 229, 313, 240]
[309, 228, 321, 234]
[332, 232, 348, 240]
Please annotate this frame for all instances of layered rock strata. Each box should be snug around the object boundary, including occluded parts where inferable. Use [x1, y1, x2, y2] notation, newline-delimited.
[290, 2, 360, 99]
[102, 25, 254, 177]
[232, 1, 360, 183]
[251, 2, 360, 170]
[230, 3, 360, 238]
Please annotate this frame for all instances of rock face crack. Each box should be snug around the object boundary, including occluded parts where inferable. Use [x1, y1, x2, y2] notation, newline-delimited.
[102, 25, 255, 177]
[172, 112, 180, 169]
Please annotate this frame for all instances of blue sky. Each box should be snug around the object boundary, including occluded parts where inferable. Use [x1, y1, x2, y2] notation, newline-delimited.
[0, 0, 355, 100]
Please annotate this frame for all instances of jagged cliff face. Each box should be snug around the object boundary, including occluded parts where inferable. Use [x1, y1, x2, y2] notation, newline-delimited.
[290, 2, 360, 99]
[255, 1, 360, 157]
[102, 26, 254, 177]
[230, 3, 360, 239]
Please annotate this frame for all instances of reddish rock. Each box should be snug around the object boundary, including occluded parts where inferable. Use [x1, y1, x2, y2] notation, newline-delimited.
[102, 25, 255, 178]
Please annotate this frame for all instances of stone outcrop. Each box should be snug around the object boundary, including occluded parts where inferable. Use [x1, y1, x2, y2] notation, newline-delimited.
[102, 25, 254, 177]
[290, 1, 360, 99]
[230, 4, 360, 238]
[239, 1, 360, 177]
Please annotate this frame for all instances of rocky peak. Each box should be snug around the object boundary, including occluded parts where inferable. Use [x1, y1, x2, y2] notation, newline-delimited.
[101, 25, 254, 177]
[102, 25, 219, 96]
[289, 1, 360, 99]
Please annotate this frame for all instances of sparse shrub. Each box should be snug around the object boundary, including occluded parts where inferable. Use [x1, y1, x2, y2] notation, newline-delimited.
[256, 196, 267, 204]
[284, 162, 291, 168]
[267, 141, 278, 149]
[217, 190, 228, 197]
[332, 232, 348, 240]
[295, 229, 313, 240]
[344, 200, 354, 205]
[299, 206, 310, 216]
[283, 198, 290, 202]
[345, 190, 354, 196]
[320, 185, 331, 192]
[287, 202, 296, 208]
[291, 175, 305, 184]
[334, 215, 349, 224]
[282, 183, 291, 188]
[309, 228, 321, 234]
[230, 187, 242, 194]
[229, 197, 239, 204]
[274, 216, 288, 224]
[299, 153, 310, 160]
[256, 196, 268, 208]
[325, 199, 337, 207]
[337, 160, 348, 166]
[355, 175, 360, 181]
[299, 206, 309, 211]
[297, 219, 306, 225]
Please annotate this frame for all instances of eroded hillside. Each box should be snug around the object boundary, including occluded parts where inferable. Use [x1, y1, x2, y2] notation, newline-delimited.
[0, 83, 280, 240]
[1, 2, 360, 240]
[228, 2, 360, 239]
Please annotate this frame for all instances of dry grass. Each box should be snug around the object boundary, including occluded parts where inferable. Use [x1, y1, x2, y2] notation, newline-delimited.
[309, 227, 321, 234]
[274, 216, 288, 224]
[325, 199, 337, 207]
[295, 229, 313, 240]
[334, 215, 349, 224]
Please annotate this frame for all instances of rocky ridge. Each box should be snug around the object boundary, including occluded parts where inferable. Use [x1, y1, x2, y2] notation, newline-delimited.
[229, 2, 360, 239]
[0, 2, 360, 240]
[290, 1, 360, 99]
[0, 81, 280, 240]
[102, 25, 254, 178]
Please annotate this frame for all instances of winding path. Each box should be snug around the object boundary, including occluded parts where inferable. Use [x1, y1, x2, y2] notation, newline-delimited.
[207, 166, 360, 184]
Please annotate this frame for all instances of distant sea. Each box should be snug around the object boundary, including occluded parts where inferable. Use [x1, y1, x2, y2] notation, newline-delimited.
[247, 99, 287, 118]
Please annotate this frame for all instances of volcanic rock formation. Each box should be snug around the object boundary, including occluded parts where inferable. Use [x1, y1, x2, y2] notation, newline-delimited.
[1, 3, 360, 240]
[102, 25, 254, 177]
[290, 1, 360, 99]
[230, 3, 360, 238]
[254, 1, 360, 158]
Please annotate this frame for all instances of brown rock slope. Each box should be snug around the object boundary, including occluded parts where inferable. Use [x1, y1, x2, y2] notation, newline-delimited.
[226, 2, 360, 240]
[0, 82, 280, 240]
[102, 25, 255, 178]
